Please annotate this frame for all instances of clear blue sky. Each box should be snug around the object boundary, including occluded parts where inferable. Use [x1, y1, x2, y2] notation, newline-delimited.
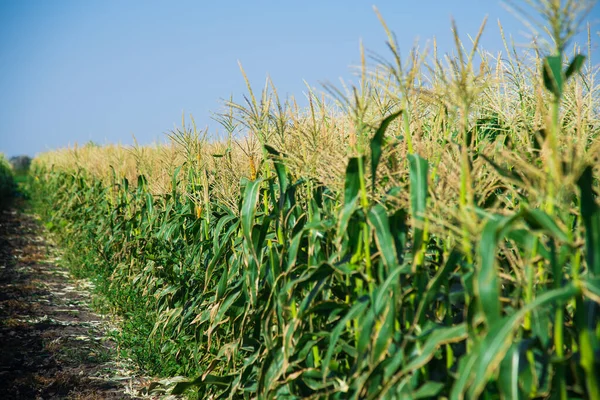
[1, 0, 598, 158]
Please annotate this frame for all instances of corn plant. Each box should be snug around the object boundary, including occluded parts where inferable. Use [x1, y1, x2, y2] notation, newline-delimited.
[27, 1, 600, 399]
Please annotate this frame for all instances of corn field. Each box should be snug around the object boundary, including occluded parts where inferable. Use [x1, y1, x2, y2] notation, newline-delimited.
[28, 2, 600, 399]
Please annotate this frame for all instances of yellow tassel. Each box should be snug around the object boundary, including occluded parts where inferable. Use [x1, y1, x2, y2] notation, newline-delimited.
[249, 156, 257, 180]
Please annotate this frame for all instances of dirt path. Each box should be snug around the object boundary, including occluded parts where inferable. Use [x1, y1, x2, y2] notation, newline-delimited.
[0, 205, 153, 399]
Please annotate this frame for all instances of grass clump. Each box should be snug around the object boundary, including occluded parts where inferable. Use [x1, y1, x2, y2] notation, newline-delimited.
[28, 1, 600, 398]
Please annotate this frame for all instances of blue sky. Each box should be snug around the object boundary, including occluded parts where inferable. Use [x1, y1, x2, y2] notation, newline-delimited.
[1, 0, 598, 157]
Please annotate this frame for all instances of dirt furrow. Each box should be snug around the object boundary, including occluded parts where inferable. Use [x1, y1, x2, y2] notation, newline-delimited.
[0, 206, 153, 399]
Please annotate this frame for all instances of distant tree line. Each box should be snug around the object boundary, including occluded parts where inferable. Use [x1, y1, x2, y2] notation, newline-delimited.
[9, 155, 31, 175]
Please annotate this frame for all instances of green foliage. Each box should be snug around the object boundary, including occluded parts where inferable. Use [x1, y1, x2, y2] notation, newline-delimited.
[30, 110, 600, 399]
[27, 2, 600, 398]
[0, 154, 16, 207]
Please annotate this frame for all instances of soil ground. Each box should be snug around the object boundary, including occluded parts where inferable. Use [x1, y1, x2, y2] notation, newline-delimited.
[0, 203, 154, 399]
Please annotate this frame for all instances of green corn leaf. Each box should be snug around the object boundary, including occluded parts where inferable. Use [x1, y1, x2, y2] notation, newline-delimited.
[216, 262, 230, 300]
[298, 264, 334, 318]
[374, 263, 411, 315]
[498, 339, 540, 400]
[286, 230, 303, 272]
[370, 111, 402, 190]
[413, 381, 445, 399]
[305, 300, 349, 319]
[401, 323, 468, 374]
[408, 154, 428, 255]
[212, 213, 238, 253]
[358, 306, 376, 356]
[258, 347, 285, 395]
[290, 336, 320, 365]
[468, 315, 532, 399]
[171, 165, 182, 201]
[373, 299, 396, 363]
[565, 54, 586, 80]
[450, 344, 480, 400]
[345, 157, 361, 206]
[542, 55, 564, 99]
[530, 307, 551, 347]
[522, 208, 570, 244]
[497, 344, 523, 400]
[477, 217, 509, 325]
[322, 297, 369, 377]
[241, 178, 263, 244]
[508, 229, 550, 260]
[251, 218, 270, 256]
[368, 204, 399, 270]
[285, 263, 334, 295]
[209, 290, 241, 331]
[205, 221, 240, 291]
[451, 283, 580, 399]
[583, 276, 600, 304]
[302, 368, 333, 391]
[264, 144, 289, 201]
[145, 192, 153, 216]
[408, 154, 428, 222]
[577, 165, 600, 276]
[388, 208, 408, 264]
[137, 174, 147, 191]
[338, 157, 362, 239]
[414, 249, 461, 326]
